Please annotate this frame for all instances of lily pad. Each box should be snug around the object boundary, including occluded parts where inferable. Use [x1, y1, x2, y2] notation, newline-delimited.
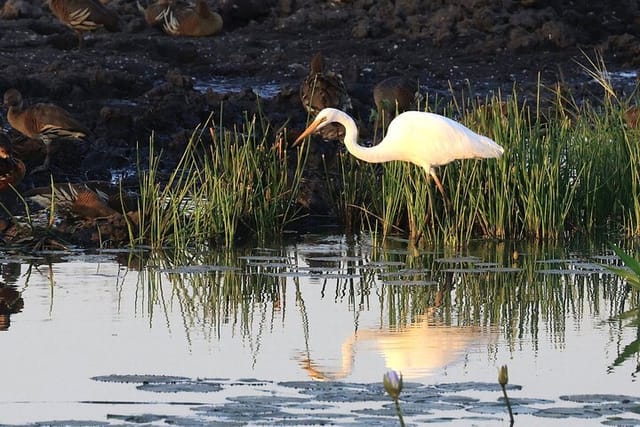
[137, 381, 222, 393]
[92, 374, 190, 384]
[466, 401, 538, 415]
[382, 280, 438, 286]
[436, 256, 482, 264]
[107, 413, 168, 423]
[29, 421, 105, 426]
[227, 395, 311, 406]
[434, 382, 521, 393]
[602, 417, 640, 426]
[534, 407, 602, 418]
[158, 265, 240, 273]
[559, 394, 640, 404]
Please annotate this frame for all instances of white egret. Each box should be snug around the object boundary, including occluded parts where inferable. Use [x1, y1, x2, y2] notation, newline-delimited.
[293, 107, 504, 201]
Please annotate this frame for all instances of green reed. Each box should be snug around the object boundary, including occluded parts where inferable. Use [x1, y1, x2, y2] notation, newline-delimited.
[132, 53, 640, 248]
[379, 162, 415, 240]
[424, 66, 640, 243]
[619, 104, 640, 236]
[322, 152, 376, 233]
[137, 109, 305, 249]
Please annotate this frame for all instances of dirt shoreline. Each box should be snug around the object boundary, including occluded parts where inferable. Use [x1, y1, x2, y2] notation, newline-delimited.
[0, 0, 639, 245]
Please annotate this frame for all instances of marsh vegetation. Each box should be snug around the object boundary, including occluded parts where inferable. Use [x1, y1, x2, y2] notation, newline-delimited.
[128, 57, 640, 250]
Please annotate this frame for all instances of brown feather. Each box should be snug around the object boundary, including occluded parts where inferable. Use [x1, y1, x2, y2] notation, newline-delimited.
[373, 77, 422, 129]
[300, 52, 351, 117]
[4, 89, 88, 171]
[161, 0, 223, 37]
[0, 135, 26, 192]
[48, 0, 119, 46]
[25, 182, 124, 219]
[3, 89, 88, 142]
[72, 189, 119, 218]
[142, 0, 173, 27]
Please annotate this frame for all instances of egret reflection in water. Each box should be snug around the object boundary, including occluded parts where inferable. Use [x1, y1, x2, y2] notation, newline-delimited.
[297, 278, 497, 381]
[297, 305, 496, 381]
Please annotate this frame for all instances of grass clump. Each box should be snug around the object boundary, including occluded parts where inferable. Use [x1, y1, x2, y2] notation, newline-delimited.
[319, 54, 640, 246]
[136, 111, 305, 249]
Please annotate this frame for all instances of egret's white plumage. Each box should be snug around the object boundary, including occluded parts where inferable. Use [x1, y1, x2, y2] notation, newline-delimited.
[294, 107, 504, 200]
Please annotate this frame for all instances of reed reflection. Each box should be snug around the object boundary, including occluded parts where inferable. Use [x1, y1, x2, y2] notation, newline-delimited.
[131, 237, 637, 378]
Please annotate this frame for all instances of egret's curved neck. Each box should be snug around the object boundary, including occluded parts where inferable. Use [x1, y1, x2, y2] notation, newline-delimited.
[339, 112, 393, 164]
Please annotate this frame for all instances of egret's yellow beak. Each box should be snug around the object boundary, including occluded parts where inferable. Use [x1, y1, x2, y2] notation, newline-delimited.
[292, 116, 327, 147]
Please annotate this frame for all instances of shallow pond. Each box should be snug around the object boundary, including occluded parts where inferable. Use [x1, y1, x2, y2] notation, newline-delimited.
[0, 234, 639, 426]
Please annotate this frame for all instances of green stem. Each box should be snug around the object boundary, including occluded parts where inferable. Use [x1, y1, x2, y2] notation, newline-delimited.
[393, 398, 405, 427]
[501, 384, 514, 424]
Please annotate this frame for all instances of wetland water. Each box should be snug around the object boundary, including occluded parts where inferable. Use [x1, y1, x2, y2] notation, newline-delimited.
[0, 234, 639, 426]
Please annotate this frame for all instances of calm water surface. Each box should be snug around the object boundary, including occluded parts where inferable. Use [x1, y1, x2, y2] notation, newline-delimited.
[0, 234, 638, 426]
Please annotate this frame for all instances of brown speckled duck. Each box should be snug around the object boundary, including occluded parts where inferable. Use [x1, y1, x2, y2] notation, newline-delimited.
[625, 105, 640, 129]
[47, 0, 120, 47]
[139, 0, 174, 27]
[158, 0, 223, 37]
[3, 88, 90, 173]
[24, 181, 138, 219]
[300, 52, 352, 117]
[299, 52, 352, 140]
[373, 77, 422, 130]
[0, 134, 25, 193]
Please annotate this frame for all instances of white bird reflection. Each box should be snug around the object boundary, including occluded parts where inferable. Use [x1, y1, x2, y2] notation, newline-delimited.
[297, 309, 496, 381]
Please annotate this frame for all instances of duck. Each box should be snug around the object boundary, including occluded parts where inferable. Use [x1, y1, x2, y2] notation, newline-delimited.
[624, 105, 640, 129]
[299, 52, 352, 141]
[299, 52, 352, 117]
[139, 0, 173, 27]
[47, 0, 120, 47]
[159, 0, 223, 37]
[24, 181, 137, 220]
[373, 77, 422, 130]
[3, 88, 90, 173]
[0, 134, 26, 193]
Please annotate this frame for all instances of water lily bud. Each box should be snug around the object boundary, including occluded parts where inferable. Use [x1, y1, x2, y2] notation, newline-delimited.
[498, 365, 509, 386]
[383, 370, 403, 400]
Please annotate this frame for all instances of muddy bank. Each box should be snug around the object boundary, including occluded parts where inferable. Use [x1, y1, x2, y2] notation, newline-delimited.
[0, 0, 638, 246]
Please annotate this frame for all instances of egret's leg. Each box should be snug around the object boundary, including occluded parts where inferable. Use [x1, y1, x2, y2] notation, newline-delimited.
[429, 168, 451, 210]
